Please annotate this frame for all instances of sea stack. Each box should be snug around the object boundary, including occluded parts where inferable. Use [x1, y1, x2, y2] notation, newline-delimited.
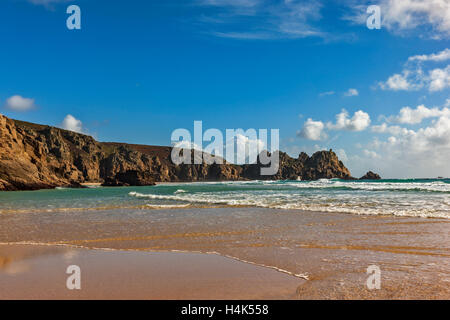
[360, 171, 381, 180]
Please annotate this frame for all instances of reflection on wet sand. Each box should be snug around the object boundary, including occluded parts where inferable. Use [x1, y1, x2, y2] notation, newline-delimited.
[0, 245, 303, 300]
[0, 207, 449, 299]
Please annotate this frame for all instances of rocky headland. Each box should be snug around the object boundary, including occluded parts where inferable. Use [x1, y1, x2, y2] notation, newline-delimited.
[0, 115, 379, 191]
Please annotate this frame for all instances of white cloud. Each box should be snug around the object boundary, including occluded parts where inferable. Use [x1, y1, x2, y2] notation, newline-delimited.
[377, 115, 450, 175]
[298, 109, 370, 142]
[61, 114, 84, 133]
[408, 48, 450, 62]
[296, 102, 450, 177]
[319, 91, 335, 97]
[226, 133, 265, 164]
[363, 149, 380, 159]
[298, 118, 327, 141]
[172, 140, 203, 151]
[391, 104, 450, 124]
[284, 143, 329, 159]
[4, 95, 36, 111]
[367, 102, 450, 177]
[195, 0, 326, 40]
[382, 0, 450, 37]
[445, 98, 450, 107]
[28, 0, 70, 6]
[327, 109, 371, 131]
[344, 88, 359, 97]
[347, 0, 450, 38]
[173, 132, 265, 164]
[379, 71, 416, 91]
[371, 123, 404, 135]
[428, 65, 450, 91]
[335, 148, 348, 162]
[379, 49, 450, 92]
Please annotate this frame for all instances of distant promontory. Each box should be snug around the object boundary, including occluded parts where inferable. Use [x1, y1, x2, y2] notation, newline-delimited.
[0, 115, 379, 191]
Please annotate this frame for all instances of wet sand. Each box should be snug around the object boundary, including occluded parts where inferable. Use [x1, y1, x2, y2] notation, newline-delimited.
[0, 207, 449, 299]
[0, 245, 302, 300]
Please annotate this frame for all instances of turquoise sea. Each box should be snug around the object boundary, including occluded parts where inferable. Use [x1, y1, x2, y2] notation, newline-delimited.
[1, 179, 449, 219]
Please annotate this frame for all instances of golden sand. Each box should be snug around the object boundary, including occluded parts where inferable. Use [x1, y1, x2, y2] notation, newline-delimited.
[0, 207, 449, 299]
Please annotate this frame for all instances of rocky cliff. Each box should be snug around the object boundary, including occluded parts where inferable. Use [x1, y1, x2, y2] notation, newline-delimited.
[241, 150, 353, 181]
[360, 171, 381, 180]
[0, 115, 363, 191]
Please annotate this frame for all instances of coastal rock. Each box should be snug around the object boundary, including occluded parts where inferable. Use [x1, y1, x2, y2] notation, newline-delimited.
[0, 115, 80, 191]
[0, 115, 373, 191]
[103, 170, 156, 187]
[302, 150, 353, 180]
[242, 149, 353, 181]
[360, 171, 381, 180]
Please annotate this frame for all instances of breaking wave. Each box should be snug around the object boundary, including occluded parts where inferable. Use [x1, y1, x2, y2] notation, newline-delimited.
[128, 179, 450, 219]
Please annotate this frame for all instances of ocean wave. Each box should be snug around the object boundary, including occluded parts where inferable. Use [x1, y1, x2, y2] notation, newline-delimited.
[145, 203, 190, 209]
[277, 180, 450, 193]
[3, 180, 449, 219]
[163, 179, 450, 193]
[128, 190, 450, 219]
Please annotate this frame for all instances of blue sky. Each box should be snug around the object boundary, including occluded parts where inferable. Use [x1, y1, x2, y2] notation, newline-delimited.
[1, 0, 450, 178]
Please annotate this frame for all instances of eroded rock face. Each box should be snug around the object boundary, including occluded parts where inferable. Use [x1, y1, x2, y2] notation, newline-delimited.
[0, 115, 90, 191]
[242, 150, 353, 181]
[360, 171, 381, 180]
[0, 115, 362, 191]
[103, 170, 156, 187]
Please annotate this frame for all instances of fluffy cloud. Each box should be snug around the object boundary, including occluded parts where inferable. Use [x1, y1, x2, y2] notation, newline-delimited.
[371, 123, 404, 135]
[428, 65, 450, 91]
[381, 0, 450, 37]
[408, 48, 450, 62]
[61, 114, 84, 133]
[172, 140, 203, 151]
[367, 102, 450, 177]
[347, 0, 450, 38]
[379, 71, 416, 91]
[226, 133, 265, 164]
[4, 95, 36, 111]
[173, 132, 265, 164]
[379, 49, 450, 92]
[378, 115, 450, 168]
[298, 118, 327, 141]
[297, 102, 450, 177]
[327, 109, 371, 131]
[363, 149, 380, 159]
[298, 109, 370, 141]
[344, 88, 359, 97]
[391, 104, 450, 124]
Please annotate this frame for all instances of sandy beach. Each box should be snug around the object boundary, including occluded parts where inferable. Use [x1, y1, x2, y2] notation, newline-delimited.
[0, 204, 449, 299]
[0, 245, 303, 300]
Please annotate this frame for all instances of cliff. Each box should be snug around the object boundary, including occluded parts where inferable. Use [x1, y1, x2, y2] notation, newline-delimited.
[0, 115, 358, 191]
[241, 150, 352, 180]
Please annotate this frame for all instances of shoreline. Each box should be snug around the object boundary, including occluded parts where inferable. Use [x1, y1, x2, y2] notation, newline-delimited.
[0, 244, 303, 300]
[1, 239, 449, 300]
[1, 207, 449, 299]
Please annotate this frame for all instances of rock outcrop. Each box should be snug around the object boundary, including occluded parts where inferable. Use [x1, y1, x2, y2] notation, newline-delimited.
[0, 115, 363, 191]
[0, 115, 98, 191]
[242, 150, 353, 180]
[103, 170, 156, 187]
[360, 171, 381, 180]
